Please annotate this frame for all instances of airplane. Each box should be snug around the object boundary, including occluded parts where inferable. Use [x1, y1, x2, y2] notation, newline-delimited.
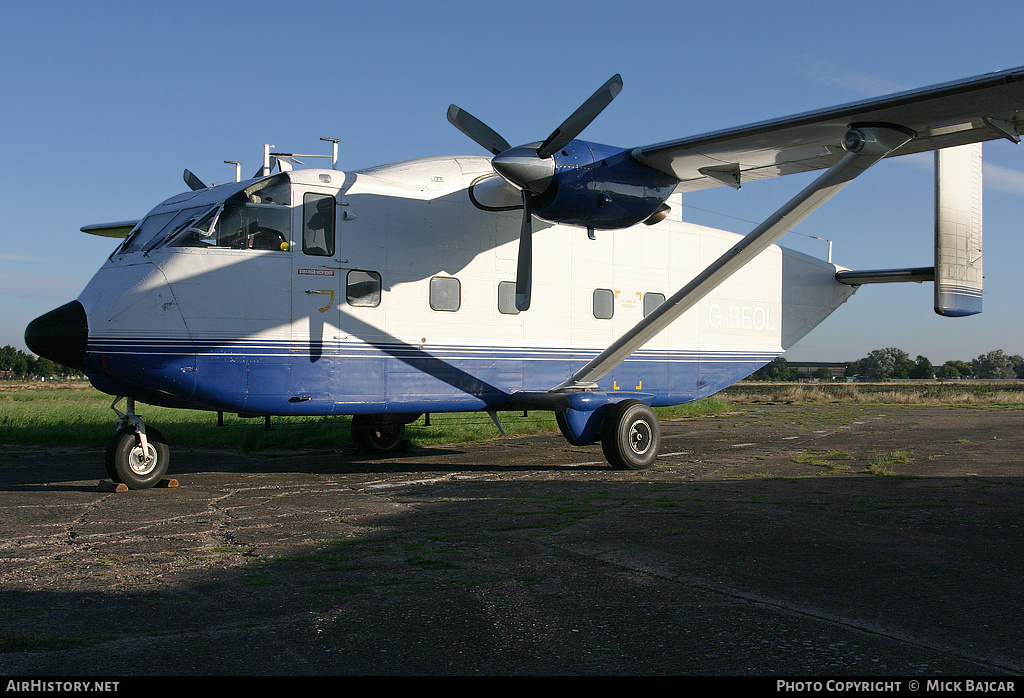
[24, 67, 1022, 489]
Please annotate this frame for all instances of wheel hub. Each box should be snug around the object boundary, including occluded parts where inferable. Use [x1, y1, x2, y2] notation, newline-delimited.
[127, 444, 157, 476]
[628, 420, 653, 455]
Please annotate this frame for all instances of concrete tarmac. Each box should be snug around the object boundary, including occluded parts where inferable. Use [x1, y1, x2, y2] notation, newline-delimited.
[1, 403, 1022, 676]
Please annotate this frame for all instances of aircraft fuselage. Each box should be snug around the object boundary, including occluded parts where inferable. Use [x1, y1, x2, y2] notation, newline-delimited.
[54, 156, 852, 418]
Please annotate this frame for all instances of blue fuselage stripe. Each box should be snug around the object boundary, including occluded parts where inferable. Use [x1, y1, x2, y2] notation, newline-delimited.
[82, 338, 777, 415]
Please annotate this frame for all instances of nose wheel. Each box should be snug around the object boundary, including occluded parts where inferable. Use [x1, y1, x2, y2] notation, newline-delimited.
[105, 398, 171, 489]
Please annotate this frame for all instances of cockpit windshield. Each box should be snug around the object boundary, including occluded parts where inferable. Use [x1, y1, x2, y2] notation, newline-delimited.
[117, 210, 186, 255]
[115, 176, 292, 255]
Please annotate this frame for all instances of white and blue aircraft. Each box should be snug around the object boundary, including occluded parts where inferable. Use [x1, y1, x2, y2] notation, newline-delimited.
[25, 68, 1021, 488]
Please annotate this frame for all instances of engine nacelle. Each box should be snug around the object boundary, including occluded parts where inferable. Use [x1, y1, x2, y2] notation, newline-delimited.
[531, 140, 678, 230]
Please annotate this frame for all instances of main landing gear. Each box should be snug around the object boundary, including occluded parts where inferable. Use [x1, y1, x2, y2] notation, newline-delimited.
[105, 397, 171, 490]
[349, 404, 662, 469]
[349, 413, 419, 454]
[599, 399, 661, 470]
[552, 397, 662, 470]
[98, 399, 660, 488]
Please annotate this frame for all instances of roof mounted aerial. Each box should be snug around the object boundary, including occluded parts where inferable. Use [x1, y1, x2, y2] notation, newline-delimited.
[224, 161, 242, 183]
[321, 137, 340, 169]
[257, 138, 341, 176]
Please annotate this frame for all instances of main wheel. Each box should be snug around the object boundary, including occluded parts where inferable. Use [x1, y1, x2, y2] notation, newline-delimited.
[600, 400, 661, 470]
[105, 426, 170, 489]
[351, 415, 407, 454]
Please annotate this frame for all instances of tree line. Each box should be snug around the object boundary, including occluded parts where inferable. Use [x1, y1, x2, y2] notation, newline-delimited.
[753, 348, 1024, 381]
[0, 345, 83, 379]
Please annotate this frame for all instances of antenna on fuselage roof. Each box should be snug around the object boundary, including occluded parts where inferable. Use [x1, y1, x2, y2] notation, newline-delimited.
[225, 161, 242, 183]
[255, 139, 341, 176]
[321, 137, 339, 170]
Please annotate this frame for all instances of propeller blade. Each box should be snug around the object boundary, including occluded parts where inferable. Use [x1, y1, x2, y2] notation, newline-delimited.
[183, 169, 206, 191]
[515, 191, 533, 311]
[536, 74, 623, 159]
[447, 105, 512, 155]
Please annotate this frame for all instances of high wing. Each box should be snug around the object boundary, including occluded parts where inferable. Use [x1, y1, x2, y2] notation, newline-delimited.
[550, 67, 1024, 394]
[632, 66, 1024, 192]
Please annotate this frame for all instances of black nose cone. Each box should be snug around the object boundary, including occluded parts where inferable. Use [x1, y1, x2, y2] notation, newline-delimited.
[25, 301, 88, 370]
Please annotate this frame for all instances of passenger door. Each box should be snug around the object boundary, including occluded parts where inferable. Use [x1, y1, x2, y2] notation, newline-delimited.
[291, 187, 344, 403]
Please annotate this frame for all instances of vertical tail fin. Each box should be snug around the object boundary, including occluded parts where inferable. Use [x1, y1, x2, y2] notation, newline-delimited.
[934, 143, 983, 316]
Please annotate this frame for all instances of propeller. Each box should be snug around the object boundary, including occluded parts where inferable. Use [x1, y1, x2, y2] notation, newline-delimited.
[515, 191, 533, 310]
[447, 74, 623, 311]
[183, 169, 207, 191]
[446, 105, 511, 155]
[536, 74, 622, 159]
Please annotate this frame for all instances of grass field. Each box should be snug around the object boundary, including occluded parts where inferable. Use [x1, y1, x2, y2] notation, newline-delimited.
[0, 381, 730, 452]
[723, 380, 1024, 405]
[2, 380, 1020, 452]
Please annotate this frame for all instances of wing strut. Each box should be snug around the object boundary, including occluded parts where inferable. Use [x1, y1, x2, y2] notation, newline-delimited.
[553, 125, 915, 392]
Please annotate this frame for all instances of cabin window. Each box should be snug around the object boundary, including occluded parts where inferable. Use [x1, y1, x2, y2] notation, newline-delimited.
[643, 292, 666, 317]
[347, 270, 382, 307]
[593, 288, 614, 319]
[497, 281, 519, 315]
[430, 276, 461, 312]
[302, 192, 336, 257]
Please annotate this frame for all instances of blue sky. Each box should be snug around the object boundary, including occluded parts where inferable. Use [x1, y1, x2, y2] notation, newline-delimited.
[2, 0, 1024, 364]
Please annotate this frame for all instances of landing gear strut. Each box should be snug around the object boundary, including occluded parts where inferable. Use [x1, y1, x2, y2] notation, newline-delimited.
[105, 397, 170, 489]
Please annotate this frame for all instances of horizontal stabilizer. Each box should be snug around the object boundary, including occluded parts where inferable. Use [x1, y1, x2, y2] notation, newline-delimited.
[80, 220, 139, 238]
[935, 143, 983, 316]
[836, 267, 935, 285]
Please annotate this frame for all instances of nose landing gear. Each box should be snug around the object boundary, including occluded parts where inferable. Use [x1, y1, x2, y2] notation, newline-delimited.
[105, 397, 171, 490]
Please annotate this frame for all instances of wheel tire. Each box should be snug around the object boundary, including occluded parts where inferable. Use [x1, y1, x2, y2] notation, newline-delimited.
[600, 400, 661, 470]
[105, 426, 170, 489]
[351, 415, 406, 453]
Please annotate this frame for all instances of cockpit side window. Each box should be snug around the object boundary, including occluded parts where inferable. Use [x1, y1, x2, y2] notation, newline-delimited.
[172, 201, 290, 251]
